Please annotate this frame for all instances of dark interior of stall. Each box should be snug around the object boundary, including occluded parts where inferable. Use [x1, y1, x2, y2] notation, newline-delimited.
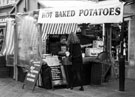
[46, 34, 68, 55]
[111, 22, 128, 61]
[109, 21, 128, 80]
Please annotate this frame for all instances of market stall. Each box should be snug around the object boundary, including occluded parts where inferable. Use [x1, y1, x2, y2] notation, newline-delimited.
[37, 0, 124, 86]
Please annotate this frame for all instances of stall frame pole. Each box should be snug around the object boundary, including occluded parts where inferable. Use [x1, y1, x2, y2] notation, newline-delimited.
[13, 5, 18, 81]
[119, 18, 125, 91]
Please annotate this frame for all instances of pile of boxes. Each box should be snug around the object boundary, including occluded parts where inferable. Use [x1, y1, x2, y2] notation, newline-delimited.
[85, 40, 104, 57]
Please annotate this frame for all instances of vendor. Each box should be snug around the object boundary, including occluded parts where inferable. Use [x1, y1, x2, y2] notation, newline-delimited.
[58, 35, 68, 56]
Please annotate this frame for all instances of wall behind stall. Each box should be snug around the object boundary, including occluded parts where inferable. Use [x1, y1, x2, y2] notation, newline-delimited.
[28, 0, 38, 11]
[125, 3, 135, 79]
[17, 0, 38, 13]
[127, 16, 135, 79]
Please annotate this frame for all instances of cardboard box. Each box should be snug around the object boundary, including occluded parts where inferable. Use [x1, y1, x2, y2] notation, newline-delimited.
[93, 40, 104, 48]
[85, 48, 103, 57]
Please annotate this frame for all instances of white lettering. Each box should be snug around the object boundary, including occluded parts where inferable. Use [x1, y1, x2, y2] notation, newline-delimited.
[27, 78, 35, 82]
[27, 73, 36, 78]
[31, 70, 38, 74]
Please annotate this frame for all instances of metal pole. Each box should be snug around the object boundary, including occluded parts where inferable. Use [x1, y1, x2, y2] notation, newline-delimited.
[102, 23, 105, 51]
[119, 19, 125, 91]
[13, 4, 18, 81]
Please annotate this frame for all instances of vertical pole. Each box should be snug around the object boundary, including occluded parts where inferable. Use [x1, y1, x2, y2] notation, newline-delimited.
[102, 23, 105, 51]
[13, 5, 18, 80]
[38, 24, 42, 58]
[24, 0, 29, 12]
[105, 23, 111, 53]
[119, 18, 125, 91]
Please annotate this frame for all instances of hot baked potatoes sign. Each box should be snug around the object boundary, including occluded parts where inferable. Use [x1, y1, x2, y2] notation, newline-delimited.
[38, 1, 124, 24]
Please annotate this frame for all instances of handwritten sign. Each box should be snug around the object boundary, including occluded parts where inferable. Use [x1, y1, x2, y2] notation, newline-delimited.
[50, 65, 64, 89]
[22, 60, 42, 91]
[50, 65, 63, 81]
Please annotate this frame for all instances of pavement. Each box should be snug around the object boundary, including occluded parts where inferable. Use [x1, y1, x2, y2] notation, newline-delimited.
[0, 78, 135, 97]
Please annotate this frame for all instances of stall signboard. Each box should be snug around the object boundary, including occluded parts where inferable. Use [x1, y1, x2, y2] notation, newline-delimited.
[22, 60, 42, 91]
[50, 65, 62, 81]
[43, 56, 67, 87]
[38, 1, 124, 24]
[50, 65, 66, 89]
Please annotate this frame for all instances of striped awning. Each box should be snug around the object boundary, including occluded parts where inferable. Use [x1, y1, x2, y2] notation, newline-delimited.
[41, 23, 78, 41]
[1, 18, 14, 56]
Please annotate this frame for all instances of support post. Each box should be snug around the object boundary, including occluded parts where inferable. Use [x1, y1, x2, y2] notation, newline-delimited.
[119, 19, 125, 91]
[102, 23, 105, 51]
[13, 5, 18, 81]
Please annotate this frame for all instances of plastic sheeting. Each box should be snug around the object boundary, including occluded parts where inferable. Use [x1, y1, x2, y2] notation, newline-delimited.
[17, 15, 41, 66]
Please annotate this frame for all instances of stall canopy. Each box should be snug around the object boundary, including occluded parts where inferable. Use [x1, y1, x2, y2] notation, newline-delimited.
[38, 0, 124, 42]
[41, 23, 78, 41]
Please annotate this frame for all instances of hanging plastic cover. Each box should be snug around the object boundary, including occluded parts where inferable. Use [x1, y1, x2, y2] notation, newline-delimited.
[16, 14, 41, 67]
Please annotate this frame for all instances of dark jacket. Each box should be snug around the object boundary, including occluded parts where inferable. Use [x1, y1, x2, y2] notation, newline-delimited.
[69, 43, 83, 71]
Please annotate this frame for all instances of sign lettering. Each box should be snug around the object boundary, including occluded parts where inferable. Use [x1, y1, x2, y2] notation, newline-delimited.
[50, 65, 63, 81]
[38, 2, 124, 24]
[26, 78, 35, 82]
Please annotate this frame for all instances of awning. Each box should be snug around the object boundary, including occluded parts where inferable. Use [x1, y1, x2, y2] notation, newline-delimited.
[41, 23, 78, 41]
[38, 0, 125, 24]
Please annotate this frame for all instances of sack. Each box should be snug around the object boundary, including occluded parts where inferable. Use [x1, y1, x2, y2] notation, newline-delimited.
[41, 64, 52, 89]
[62, 57, 72, 65]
